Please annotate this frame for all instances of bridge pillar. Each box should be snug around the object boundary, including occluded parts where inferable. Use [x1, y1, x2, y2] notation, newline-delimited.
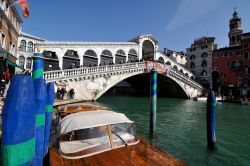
[150, 68, 157, 139]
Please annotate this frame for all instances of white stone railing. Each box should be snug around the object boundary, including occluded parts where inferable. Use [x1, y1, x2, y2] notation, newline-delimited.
[44, 62, 146, 81]
[43, 61, 203, 90]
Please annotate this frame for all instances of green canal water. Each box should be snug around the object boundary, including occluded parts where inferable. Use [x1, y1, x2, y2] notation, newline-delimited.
[94, 95, 250, 166]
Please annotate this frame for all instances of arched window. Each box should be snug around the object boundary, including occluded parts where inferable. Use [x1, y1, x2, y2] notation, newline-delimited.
[190, 55, 195, 60]
[27, 42, 33, 52]
[115, 49, 126, 64]
[201, 52, 207, 57]
[83, 50, 98, 67]
[201, 60, 207, 67]
[165, 61, 171, 65]
[185, 73, 189, 77]
[190, 62, 195, 68]
[101, 50, 113, 65]
[173, 65, 178, 70]
[26, 57, 32, 69]
[128, 49, 138, 62]
[201, 70, 207, 76]
[19, 56, 25, 68]
[102, 50, 112, 57]
[179, 69, 184, 73]
[19, 40, 26, 51]
[158, 57, 164, 63]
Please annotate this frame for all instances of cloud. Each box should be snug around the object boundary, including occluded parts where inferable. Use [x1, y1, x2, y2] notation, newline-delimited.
[166, 0, 224, 31]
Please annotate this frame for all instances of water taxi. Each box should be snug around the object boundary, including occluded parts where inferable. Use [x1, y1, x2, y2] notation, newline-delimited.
[50, 104, 186, 166]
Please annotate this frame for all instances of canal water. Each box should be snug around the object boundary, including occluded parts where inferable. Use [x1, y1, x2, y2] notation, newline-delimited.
[94, 95, 250, 166]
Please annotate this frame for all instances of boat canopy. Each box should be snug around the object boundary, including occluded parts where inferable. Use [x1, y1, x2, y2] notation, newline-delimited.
[59, 110, 133, 136]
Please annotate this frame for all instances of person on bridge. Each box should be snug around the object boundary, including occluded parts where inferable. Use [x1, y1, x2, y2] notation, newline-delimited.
[69, 88, 75, 99]
[60, 88, 66, 99]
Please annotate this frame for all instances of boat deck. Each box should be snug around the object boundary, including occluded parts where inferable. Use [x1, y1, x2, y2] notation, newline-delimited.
[50, 136, 186, 166]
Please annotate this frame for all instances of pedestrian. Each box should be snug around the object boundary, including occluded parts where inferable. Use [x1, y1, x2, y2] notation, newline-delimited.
[3, 69, 11, 84]
[0, 79, 5, 97]
[69, 88, 75, 99]
[60, 87, 66, 99]
[56, 88, 61, 100]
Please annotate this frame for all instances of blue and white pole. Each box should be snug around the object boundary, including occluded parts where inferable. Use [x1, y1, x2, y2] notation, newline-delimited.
[32, 50, 47, 166]
[150, 68, 157, 139]
[207, 91, 217, 150]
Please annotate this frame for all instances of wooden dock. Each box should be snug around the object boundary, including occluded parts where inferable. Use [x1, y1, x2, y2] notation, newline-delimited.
[50, 136, 186, 166]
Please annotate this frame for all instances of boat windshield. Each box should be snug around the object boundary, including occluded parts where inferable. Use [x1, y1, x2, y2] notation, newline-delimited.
[111, 123, 137, 148]
[59, 123, 139, 159]
[60, 126, 111, 159]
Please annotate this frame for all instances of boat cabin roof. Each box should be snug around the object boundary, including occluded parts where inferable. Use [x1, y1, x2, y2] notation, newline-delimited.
[59, 110, 133, 136]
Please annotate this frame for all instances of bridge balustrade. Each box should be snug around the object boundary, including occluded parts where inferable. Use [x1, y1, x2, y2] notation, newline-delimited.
[43, 61, 202, 90]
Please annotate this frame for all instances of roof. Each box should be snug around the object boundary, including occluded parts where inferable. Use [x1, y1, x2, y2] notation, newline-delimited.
[40, 41, 137, 46]
[20, 32, 45, 41]
[59, 110, 133, 136]
[129, 34, 159, 44]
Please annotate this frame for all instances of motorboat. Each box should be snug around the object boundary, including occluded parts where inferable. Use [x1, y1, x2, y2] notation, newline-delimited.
[58, 110, 140, 159]
[50, 104, 186, 166]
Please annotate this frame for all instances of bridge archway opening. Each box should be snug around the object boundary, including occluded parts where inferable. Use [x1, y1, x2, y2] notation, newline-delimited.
[63, 50, 80, 69]
[115, 49, 126, 64]
[128, 49, 138, 63]
[101, 73, 188, 99]
[142, 40, 154, 61]
[100, 50, 113, 66]
[43, 51, 60, 71]
[83, 50, 98, 67]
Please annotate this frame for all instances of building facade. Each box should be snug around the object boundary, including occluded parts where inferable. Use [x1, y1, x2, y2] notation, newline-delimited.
[212, 10, 250, 97]
[16, 32, 45, 72]
[0, 0, 22, 75]
[162, 48, 186, 66]
[186, 37, 217, 89]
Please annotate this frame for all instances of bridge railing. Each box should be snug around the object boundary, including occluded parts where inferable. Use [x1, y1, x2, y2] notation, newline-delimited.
[44, 62, 146, 81]
[43, 61, 202, 90]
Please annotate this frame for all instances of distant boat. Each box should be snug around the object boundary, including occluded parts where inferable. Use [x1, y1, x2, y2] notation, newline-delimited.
[193, 96, 222, 102]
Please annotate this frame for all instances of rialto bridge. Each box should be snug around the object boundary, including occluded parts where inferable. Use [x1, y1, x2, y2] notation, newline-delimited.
[37, 34, 203, 100]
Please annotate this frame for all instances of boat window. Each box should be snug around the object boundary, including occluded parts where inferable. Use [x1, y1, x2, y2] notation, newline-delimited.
[60, 126, 111, 158]
[111, 123, 137, 148]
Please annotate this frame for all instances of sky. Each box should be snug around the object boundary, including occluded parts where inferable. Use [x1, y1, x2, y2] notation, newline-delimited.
[19, 0, 250, 52]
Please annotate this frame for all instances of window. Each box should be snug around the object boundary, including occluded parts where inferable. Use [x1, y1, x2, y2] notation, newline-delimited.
[26, 57, 32, 69]
[27, 42, 33, 52]
[190, 62, 195, 69]
[244, 52, 249, 59]
[201, 52, 207, 58]
[224, 52, 227, 56]
[0, 32, 6, 49]
[19, 40, 26, 51]
[102, 50, 112, 57]
[201, 70, 207, 76]
[19, 56, 25, 68]
[190, 55, 195, 60]
[201, 60, 207, 67]
[9, 41, 15, 55]
[244, 44, 249, 49]
[4, 2, 9, 17]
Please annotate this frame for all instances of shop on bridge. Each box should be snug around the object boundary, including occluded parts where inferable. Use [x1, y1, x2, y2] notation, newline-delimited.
[43, 51, 60, 71]
[128, 49, 138, 63]
[115, 49, 126, 64]
[83, 50, 98, 67]
[63, 50, 80, 69]
[100, 50, 113, 66]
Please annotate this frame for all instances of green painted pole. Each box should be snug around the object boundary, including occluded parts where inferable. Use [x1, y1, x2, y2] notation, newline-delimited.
[150, 68, 157, 139]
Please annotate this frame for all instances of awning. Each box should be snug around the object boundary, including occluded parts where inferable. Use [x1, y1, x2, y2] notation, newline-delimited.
[7, 60, 23, 69]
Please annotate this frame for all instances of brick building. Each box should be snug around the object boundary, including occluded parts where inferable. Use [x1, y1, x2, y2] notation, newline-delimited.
[212, 9, 250, 98]
[0, 0, 22, 75]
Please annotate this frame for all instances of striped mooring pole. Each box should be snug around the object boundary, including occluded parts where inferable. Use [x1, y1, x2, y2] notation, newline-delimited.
[206, 91, 217, 150]
[150, 68, 157, 139]
[2, 75, 36, 166]
[32, 52, 47, 166]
